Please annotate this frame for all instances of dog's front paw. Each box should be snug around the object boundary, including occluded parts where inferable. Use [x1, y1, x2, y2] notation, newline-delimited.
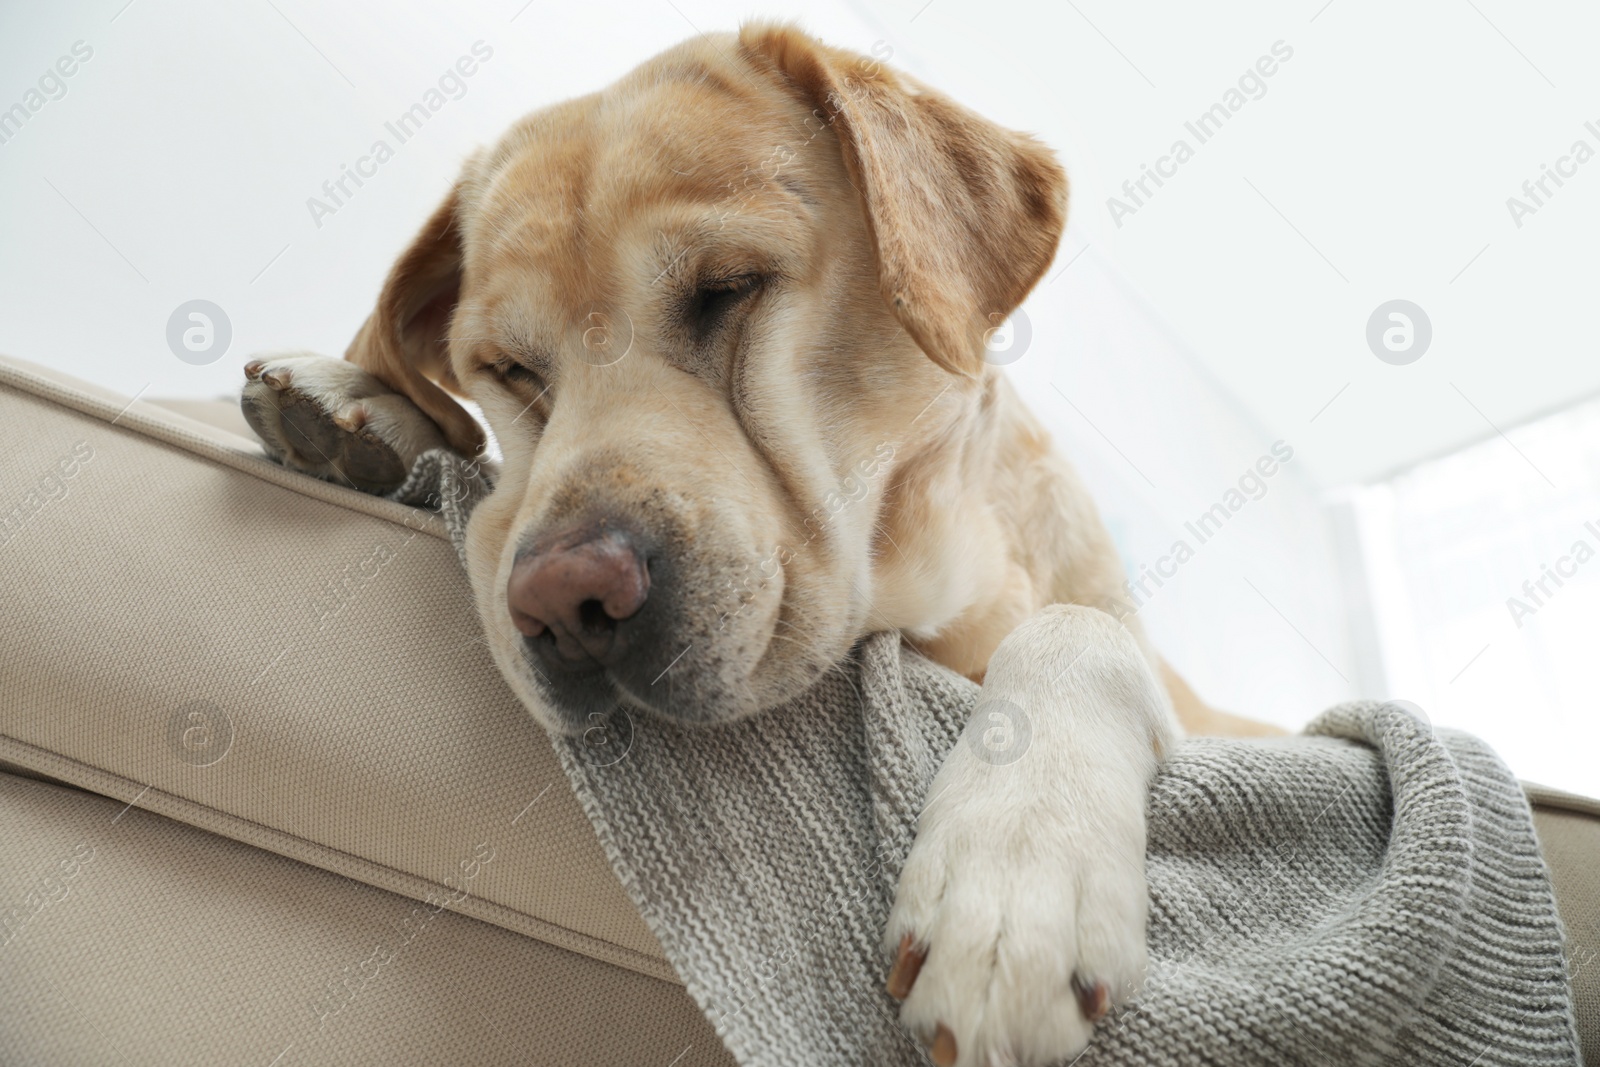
[883, 758, 1145, 1067]
[884, 600, 1176, 1067]
[240, 353, 449, 493]
[884, 760, 1149, 1066]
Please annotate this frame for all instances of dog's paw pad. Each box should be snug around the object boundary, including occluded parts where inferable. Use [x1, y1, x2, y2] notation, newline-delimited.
[240, 353, 443, 494]
[339, 428, 410, 488]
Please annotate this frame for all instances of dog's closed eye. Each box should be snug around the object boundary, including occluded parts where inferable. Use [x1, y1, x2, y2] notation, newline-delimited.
[686, 273, 765, 338]
[492, 357, 545, 390]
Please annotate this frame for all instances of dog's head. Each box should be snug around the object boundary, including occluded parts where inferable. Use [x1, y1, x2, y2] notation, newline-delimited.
[348, 26, 1066, 733]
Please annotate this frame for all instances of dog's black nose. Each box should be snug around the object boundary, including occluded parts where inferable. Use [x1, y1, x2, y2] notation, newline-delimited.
[507, 524, 650, 670]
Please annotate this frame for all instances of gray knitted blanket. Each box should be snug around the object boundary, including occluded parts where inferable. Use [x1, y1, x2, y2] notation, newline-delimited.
[392, 450, 1580, 1066]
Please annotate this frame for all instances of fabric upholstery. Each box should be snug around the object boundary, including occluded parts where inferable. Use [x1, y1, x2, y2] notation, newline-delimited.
[0, 771, 735, 1066]
[1529, 782, 1600, 1063]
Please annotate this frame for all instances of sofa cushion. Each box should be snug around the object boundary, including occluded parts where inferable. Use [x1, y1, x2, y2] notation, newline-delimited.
[0, 770, 734, 1066]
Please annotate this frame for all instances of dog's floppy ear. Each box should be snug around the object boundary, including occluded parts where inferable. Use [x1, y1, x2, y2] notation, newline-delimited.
[740, 24, 1067, 376]
[345, 183, 487, 456]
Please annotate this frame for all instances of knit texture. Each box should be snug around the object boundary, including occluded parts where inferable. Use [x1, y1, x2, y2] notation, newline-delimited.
[386, 448, 496, 569]
[406, 449, 1580, 1066]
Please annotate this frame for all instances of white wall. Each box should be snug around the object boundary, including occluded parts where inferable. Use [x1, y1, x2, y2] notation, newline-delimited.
[1009, 249, 1352, 730]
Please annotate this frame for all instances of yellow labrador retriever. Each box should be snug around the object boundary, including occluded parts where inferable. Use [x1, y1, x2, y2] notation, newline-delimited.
[242, 24, 1275, 1066]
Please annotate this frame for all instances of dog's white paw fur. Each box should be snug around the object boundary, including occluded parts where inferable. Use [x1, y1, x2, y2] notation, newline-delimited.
[885, 605, 1176, 1067]
[240, 352, 449, 493]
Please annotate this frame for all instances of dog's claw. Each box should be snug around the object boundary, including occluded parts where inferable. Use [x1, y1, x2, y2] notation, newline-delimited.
[261, 368, 292, 390]
[1072, 974, 1110, 1022]
[887, 933, 926, 1000]
[332, 405, 369, 433]
[927, 1023, 957, 1067]
[243, 360, 265, 381]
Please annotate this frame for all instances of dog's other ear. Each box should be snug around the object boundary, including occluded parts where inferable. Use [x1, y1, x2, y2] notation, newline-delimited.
[345, 183, 487, 456]
[740, 24, 1067, 376]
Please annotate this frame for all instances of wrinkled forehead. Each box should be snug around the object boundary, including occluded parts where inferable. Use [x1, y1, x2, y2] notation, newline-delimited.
[458, 42, 820, 323]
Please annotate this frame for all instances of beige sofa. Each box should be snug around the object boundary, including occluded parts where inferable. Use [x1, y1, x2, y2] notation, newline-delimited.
[0, 354, 1594, 1065]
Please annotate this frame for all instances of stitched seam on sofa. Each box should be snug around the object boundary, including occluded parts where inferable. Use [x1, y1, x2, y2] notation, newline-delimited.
[1525, 782, 1600, 821]
[0, 360, 452, 540]
[0, 731, 681, 985]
